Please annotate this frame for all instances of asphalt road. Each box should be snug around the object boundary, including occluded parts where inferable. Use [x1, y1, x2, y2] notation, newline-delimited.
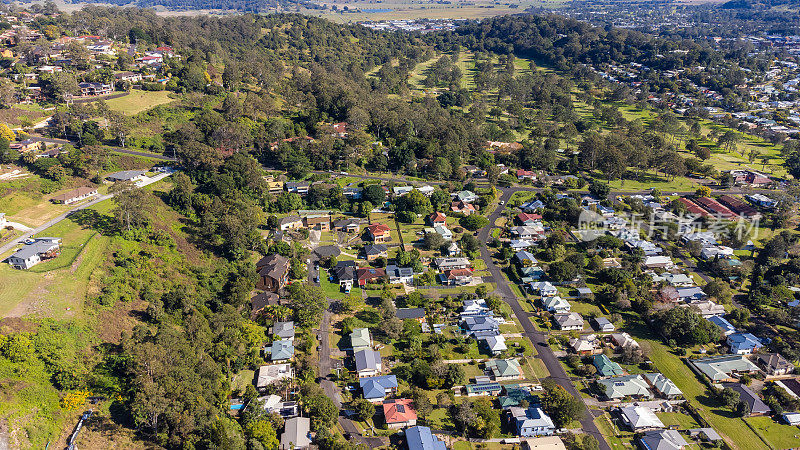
[477, 189, 612, 450]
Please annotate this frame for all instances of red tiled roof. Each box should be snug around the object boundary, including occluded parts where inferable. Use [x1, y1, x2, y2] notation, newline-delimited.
[383, 399, 417, 424]
[367, 223, 391, 235]
[517, 212, 542, 222]
[429, 212, 446, 223]
[446, 268, 473, 279]
[357, 267, 386, 282]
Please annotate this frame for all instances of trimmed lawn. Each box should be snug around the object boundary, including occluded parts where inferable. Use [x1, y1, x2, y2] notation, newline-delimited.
[656, 411, 701, 430]
[104, 89, 175, 115]
[745, 416, 800, 450]
[594, 413, 636, 449]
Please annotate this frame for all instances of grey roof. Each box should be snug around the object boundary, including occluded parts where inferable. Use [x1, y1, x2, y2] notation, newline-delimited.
[692, 355, 760, 381]
[597, 375, 653, 399]
[280, 417, 310, 449]
[639, 430, 688, 450]
[723, 383, 771, 415]
[107, 169, 146, 181]
[333, 260, 356, 281]
[10, 241, 58, 260]
[354, 349, 381, 372]
[644, 373, 682, 397]
[364, 243, 388, 255]
[273, 321, 295, 340]
[396, 308, 425, 320]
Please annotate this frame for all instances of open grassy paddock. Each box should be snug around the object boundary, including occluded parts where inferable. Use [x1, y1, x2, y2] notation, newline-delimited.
[102, 89, 176, 115]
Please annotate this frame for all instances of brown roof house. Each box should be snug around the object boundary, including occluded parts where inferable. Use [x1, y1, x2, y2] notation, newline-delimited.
[51, 186, 98, 205]
[757, 353, 795, 377]
[366, 223, 392, 243]
[303, 214, 331, 231]
[256, 254, 291, 292]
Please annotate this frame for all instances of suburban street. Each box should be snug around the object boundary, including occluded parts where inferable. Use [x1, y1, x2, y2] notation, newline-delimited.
[477, 189, 612, 450]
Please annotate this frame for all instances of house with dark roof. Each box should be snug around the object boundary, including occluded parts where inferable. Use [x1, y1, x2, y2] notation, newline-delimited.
[397, 307, 425, 322]
[256, 254, 291, 292]
[359, 375, 398, 402]
[363, 243, 388, 261]
[251, 292, 280, 319]
[357, 267, 386, 286]
[334, 217, 361, 233]
[8, 238, 61, 269]
[757, 353, 795, 376]
[272, 321, 295, 341]
[333, 260, 356, 291]
[727, 332, 763, 354]
[723, 383, 771, 416]
[107, 169, 146, 182]
[461, 315, 499, 337]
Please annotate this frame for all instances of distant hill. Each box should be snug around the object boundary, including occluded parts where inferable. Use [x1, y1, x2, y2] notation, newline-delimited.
[71, 0, 315, 12]
[721, 0, 799, 9]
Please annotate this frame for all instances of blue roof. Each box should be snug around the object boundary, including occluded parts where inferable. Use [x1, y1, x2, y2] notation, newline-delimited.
[406, 426, 446, 450]
[728, 333, 763, 352]
[270, 339, 295, 361]
[359, 375, 398, 399]
[707, 316, 736, 333]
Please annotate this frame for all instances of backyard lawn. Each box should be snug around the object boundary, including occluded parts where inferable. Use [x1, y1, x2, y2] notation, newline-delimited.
[104, 89, 175, 115]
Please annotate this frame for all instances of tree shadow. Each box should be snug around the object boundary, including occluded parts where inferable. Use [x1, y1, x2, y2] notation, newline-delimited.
[68, 209, 119, 235]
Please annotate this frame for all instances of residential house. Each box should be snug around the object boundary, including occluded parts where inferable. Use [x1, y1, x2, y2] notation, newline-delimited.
[356, 267, 386, 286]
[529, 281, 558, 297]
[393, 186, 414, 197]
[107, 169, 146, 182]
[638, 430, 687, 450]
[783, 413, 800, 426]
[260, 395, 299, 418]
[425, 225, 453, 241]
[481, 335, 507, 355]
[359, 375, 398, 402]
[498, 386, 537, 409]
[618, 405, 664, 431]
[354, 349, 382, 377]
[350, 328, 372, 352]
[387, 265, 414, 285]
[256, 254, 291, 292]
[486, 359, 523, 381]
[644, 256, 674, 270]
[280, 417, 311, 449]
[434, 257, 471, 271]
[255, 363, 294, 389]
[609, 333, 640, 351]
[114, 71, 143, 83]
[269, 340, 294, 362]
[279, 215, 303, 231]
[692, 355, 761, 382]
[333, 260, 356, 291]
[383, 398, 417, 429]
[333, 218, 361, 233]
[688, 300, 726, 318]
[521, 436, 567, 450]
[272, 321, 295, 341]
[427, 211, 447, 226]
[442, 268, 473, 286]
[405, 426, 446, 450]
[51, 186, 98, 204]
[342, 187, 362, 200]
[569, 334, 601, 356]
[653, 273, 694, 287]
[554, 312, 583, 331]
[79, 81, 113, 95]
[516, 213, 542, 226]
[514, 250, 538, 266]
[644, 373, 683, 399]
[707, 316, 737, 336]
[462, 299, 491, 316]
[8, 238, 61, 270]
[757, 353, 795, 376]
[520, 266, 546, 283]
[446, 242, 462, 256]
[363, 243, 389, 261]
[285, 182, 310, 195]
[687, 428, 722, 443]
[593, 354, 624, 377]
[451, 201, 477, 215]
[465, 381, 503, 397]
[366, 223, 392, 243]
[510, 225, 545, 240]
[516, 169, 537, 181]
[577, 287, 594, 299]
[542, 296, 571, 313]
[596, 375, 653, 400]
[250, 292, 280, 319]
[510, 407, 556, 437]
[723, 383, 771, 416]
[461, 315, 500, 337]
[593, 317, 615, 332]
[417, 185, 435, 197]
[452, 190, 477, 203]
[303, 214, 331, 231]
[510, 239, 535, 250]
[727, 332, 763, 354]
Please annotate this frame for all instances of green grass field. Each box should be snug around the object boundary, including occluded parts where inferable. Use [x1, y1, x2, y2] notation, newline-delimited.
[104, 90, 175, 115]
